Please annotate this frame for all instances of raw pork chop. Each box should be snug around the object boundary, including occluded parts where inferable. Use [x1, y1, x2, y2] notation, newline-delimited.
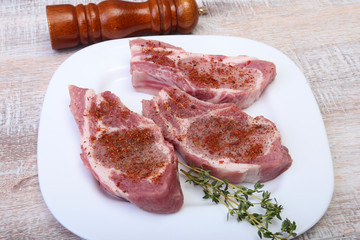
[130, 38, 276, 108]
[142, 87, 292, 183]
[69, 85, 183, 213]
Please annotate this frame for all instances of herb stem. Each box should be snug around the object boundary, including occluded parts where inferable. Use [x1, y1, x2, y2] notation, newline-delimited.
[178, 161, 297, 240]
[180, 169, 233, 211]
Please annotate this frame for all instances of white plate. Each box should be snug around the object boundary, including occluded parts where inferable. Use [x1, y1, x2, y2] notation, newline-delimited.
[38, 35, 333, 240]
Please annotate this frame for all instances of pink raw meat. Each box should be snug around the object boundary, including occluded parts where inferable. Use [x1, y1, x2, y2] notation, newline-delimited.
[142, 86, 292, 183]
[130, 38, 276, 108]
[69, 85, 183, 213]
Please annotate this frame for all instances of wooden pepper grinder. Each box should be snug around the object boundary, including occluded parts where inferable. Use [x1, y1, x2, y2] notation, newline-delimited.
[46, 0, 207, 50]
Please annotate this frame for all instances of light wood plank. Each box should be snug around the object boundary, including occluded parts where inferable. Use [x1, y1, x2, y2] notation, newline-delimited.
[1, 0, 359, 239]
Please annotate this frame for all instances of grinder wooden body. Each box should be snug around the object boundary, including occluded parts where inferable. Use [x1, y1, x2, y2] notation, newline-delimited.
[46, 0, 199, 49]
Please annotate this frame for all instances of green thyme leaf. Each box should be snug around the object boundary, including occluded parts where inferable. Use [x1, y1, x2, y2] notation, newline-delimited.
[179, 161, 297, 239]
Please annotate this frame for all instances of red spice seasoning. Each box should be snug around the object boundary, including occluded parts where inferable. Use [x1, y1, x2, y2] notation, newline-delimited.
[88, 95, 130, 122]
[143, 41, 176, 68]
[141, 41, 257, 89]
[188, 116, 273, 163]
[158, 88, 202, 119]
[93, 128, 166, 183]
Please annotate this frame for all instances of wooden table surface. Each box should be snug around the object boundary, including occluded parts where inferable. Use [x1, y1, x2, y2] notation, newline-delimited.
[1, 0, 359, 239]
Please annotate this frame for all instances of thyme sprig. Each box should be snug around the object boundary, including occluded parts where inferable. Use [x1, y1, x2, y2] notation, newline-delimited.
[179, 161, 297, 239]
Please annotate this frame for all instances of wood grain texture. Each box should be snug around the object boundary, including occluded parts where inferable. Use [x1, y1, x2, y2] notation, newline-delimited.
[0, 0, 359, 239]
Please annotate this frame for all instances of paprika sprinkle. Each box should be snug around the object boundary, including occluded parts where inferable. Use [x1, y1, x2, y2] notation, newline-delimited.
[140, 40, 257, 90]
[187, 116, 274, 163]
[93, 128, 166, 183]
